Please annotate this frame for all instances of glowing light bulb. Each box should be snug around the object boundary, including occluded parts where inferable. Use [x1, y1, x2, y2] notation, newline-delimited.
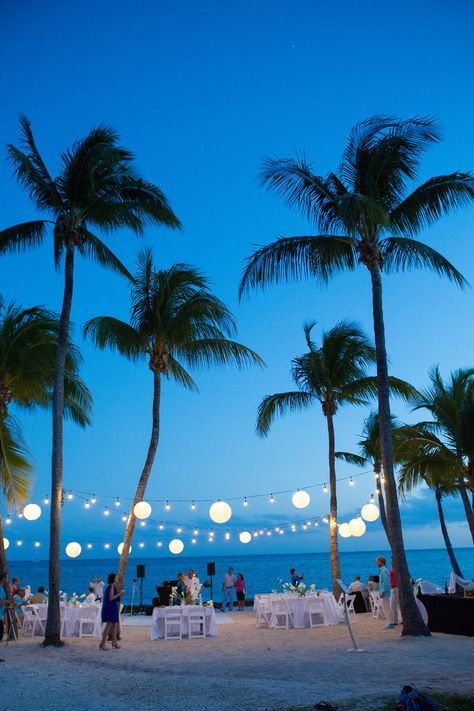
[34, 541, 40, 548]
[253, 531, 258, 537]
[122, 515, 127, 522]
[84, 500, 90, 509]
[267, 531, 271, 536]
[44, 496, 49, 505]
[177, 526, 182, 533]
[104, 507, 109, 516]
[104, 543, 110, 549]
[225, 531, 230, 540]
[191, 501, 196, 510]
[302, 524, 307, 530]
[159, 523, 164, 530]
[323, 483, 328, 493]
[87, 543, 93, 549]
[243, 497, 248, 507]
[67, 491, 73, 500]
[349, 477, 354, 486]
[18, 511, 23, 518]
[193, 529, 198, 535]
[157, 541, 162, 547]
[165, 501, 171, 511]
[5, 517, 11, 525]
[91, 495, 96, 504]
[209, 529, 214, 537]
[191, 538, 196, 544]
[17, 540, 23, 546]
[279, 529, 284, 535]
[115, 498, 120, 507]
[140, 521, 146, 527]
[259, 529, 264, 535]
[270, 493, 275, 503]
[139, 542, 145, 548]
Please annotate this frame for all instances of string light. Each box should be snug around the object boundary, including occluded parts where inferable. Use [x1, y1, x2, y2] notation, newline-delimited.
[243, 497, 248, 507]
[104, 543, 110, 549]
[18, 511, 23, 518]
[17, 540, 23, 546]
[140, 521, 146, 527]
[44, 496, 49, 505]
[115, 498, 120, 507]
[253, 531, 258, 537]
[5, 518, 11, 525]
[191, 501, 196, 510]
[177, 526, 182, 534]
[159, 522, 164, 530]
[122, 515, 127, 522]
[84, 500, 90, 509]
[157, 541, 162, 547]
[139, 542, 145, 548]
[225, 531, 230, 540]
[349, 477, 354, 486]
[270, 493, 275, 503]
[191, 538, 196, 544]
[193, 529, 199, 535]
[323, 483, 328, 493]
[34, 541, 40, 548]
[165, 501, 171, 511]
[67, 491, 73, 500]
[87, 543, 93, 549]
[91, 495, 96, 504]
[104, 507, 109, 516]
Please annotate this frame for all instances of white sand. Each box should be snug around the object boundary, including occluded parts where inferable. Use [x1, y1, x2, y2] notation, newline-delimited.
[2, 612, 473, 710]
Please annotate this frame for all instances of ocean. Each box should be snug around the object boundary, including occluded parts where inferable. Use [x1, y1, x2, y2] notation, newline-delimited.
[8, 547, 474, 605]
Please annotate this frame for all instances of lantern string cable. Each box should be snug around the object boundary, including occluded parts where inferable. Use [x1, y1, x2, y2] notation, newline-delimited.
[67, 468, 374, 506]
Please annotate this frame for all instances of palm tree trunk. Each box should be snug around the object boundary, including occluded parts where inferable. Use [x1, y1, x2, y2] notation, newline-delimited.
[368, 261, 429, 636]
[326, 412, 342, 600]
[116, 369, 161, 590]
[44, 245, 75, 646]
[374, 463, 390, 544]
[458, 476, 474, 542]
[434, 488, 463, 577]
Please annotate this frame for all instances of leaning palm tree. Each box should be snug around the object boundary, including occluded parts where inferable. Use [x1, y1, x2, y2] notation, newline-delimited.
[84, 248, 263, 587]
[0, 115, 180, 644]
[336, 411, 403, 543]
[411, 367, 474, 541]
[256, 321, 414, 598]
[0, 299, 91, 595]
[397, 423, 464, 577]
[240, 115, 474, 635]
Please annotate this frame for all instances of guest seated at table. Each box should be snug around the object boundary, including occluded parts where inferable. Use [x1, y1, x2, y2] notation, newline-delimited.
[290, 568, 304, 586]
[349, 575, 366, 593]
[29, 586, 48, 604]
[84, 586, 96, 605]
[368, 575, 379, 591]
[173, 572, 187, 605]
[13, 588, 27, 623]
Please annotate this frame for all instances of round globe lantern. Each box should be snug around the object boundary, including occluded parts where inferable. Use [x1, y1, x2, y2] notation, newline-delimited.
[117, 542, 132, 555]
[169, 538, 184, 555]
[209, 500, 232, 524]
[23, 503, 42, 521]
[3, 538, 9, 550]
[291, 490, 311, 509]
[361, 502, 380, 522]
[338, 522, 352, 538]
[134, 501, 152, 519]
[65, 541, 82, 558]
[239, 531, 252, 544]
[348, 517, 366, 537]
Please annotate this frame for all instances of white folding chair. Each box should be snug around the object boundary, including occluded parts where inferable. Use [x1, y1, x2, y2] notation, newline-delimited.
[369, 591, 385, 619]
[271, 599, 293, 629]
[78, 610, 97, 638]
[163, 608, 183, 640]
[255, 597, 273, 628]
[60, 606, 69, 637]
[307, 598, 326, 628]
[21, 606, 37, 637]
[187, 610, 206, 639]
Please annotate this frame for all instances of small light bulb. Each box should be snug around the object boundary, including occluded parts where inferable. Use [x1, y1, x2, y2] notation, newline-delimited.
[302, 524, 307, 530]
[159, 523, 164, 530]
[267, 531, 271, 536]
[122, 515, 127, 522]
[253, 531, 258, 537]
[314, 521, 319, 527]
[5, 517, 11, 525]
[259, 529, 264, 535]
[104, 543, 110, 549]
[91, 495, 96, 504]
[165, 501, 171, 511]
[191, 538, 196, 544]
[67, 491, 73, 500]
[104, 507, 109, 516]
[85, 500, 90, 509]
[243, 497, 248, 507]
[349, 477, 354, 486]
[87, 543, 93, 549]
[115, 498, 120, 506]
[17, 540, 23, 546]
[209, 529, 214, 537]
[323, 483, 328, 493]
[177, 526, 182, 533]
[18, 511, 23, 518]
[270, 493, 275, 503]
[225, 531, 230, 540]
[140, 521, 146, 527]
[44, 496, 49, 505]
[157, 541, 162, 547]
[279, 529, 284, 535]
[191, 501, 196, 510]
[193, 529, 198, 536]
[370, 493, 375, 502]
[34, 541, 40, 548]
[139, 542, 145, 548]
[208, 537, 213, 543]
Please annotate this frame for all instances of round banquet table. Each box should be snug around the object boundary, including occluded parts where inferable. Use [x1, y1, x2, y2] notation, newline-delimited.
[32, 603, 102, 637]
[151, 605, 217, 640]
[254, 593, 343, 628]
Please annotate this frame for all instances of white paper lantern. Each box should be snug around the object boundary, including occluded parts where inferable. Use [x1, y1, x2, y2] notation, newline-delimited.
[239, 531, 252, 544]
[338, 522, 352, 538]
[292, 490, 311, 509]
[117, 542, 132, 555]
[169, 538, 184, 555]
[361, 502, 380, 522]
[23, 503, 42, 521]
[209, 500, 232, 524]
[3, 538, 9, 550]
[348, 517, 366, 537]
[134, 501, 152, 519]
[65, 541, 82, 558]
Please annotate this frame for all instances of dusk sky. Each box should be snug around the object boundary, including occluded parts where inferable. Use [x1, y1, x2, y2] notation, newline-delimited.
[1, 0, 473, 560]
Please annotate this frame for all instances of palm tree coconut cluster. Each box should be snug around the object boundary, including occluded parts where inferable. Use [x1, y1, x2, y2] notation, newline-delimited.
[0, 113, 472, 642]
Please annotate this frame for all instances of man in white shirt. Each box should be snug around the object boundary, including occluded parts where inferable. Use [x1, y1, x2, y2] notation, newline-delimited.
[84, 586, 96, 605]
[348, 575, 366, 593]
[92, 576, 104, 601]
[221, 567, 236, 612]
[184, 569, 200, 601]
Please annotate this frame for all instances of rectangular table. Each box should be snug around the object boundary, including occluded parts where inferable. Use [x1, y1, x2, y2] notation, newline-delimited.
[32, 603, 102, 637]
[151, 605, 217, 640]
[254, 593, 343, 628]
[417, 593, 474, 636]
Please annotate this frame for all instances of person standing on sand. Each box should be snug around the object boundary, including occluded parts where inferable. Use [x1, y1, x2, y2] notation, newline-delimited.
[376, 556, 396, 629]
[389, 556, 400, 624]
[100, 573, 124, 650]
[221, 567, 236, 612]
[235, 573, 246, 611]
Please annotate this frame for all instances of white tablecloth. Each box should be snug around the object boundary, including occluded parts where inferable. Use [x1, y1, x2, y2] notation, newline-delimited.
[254, 593, 343, 628]
[151, 606, 217, 640]
[32, 603, 102, 637]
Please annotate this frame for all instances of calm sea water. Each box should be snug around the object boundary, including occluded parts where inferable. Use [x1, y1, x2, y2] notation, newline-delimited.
[9, 548, 474, 606]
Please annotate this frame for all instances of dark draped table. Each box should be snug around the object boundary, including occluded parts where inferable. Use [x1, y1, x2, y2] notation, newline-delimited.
[417, 592, 474, 636]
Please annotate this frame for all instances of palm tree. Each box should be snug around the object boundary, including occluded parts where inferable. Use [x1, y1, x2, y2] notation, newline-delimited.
[240, 116, 474, 636]
[410, 367, 474, 541]
[397, 423, 464, 577]
[0, 115, 180, 644]
[336, 411, 403, 543]
[256, 321, 414, 597]
[84, 248, 263, 587]
[0, 299, 91, 596]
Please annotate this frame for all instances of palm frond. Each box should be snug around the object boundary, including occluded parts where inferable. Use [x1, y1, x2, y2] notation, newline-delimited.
[81, 229, 133, 281]
[63, 370, 93, 428]
[239, 235, 356, 298]
[334, 451, 368, 467]
[390, 173, 474, 235]
[0, 221, 48, 255]
[177, 338, 264, 371]
[382, 237, 468, 287]
[163, 356, 198, 391]
[0, 415, 32, 507]
[256, 391, 315, 437]
[83, 317, 147, 360]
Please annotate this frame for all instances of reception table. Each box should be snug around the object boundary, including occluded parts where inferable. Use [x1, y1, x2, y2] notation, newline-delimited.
[254, 593, 343, 628]
[31, 603, 102, 637]
[151, 605, 217, 640]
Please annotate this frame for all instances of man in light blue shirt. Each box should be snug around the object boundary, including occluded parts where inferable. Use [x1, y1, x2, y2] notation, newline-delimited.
[376, 556, 396, 629]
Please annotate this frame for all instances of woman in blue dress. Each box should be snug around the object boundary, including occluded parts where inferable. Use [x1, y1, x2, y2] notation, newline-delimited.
[100, 573, 124, 650]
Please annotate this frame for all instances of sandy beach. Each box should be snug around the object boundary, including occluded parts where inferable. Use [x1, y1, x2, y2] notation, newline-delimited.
[2, 612, 473, 710]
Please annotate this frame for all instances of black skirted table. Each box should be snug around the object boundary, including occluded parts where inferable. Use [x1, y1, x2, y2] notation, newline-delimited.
[417, 592, 474, 636]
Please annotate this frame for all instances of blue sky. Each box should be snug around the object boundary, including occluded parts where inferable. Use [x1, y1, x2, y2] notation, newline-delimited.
[1, 0, 473, 560]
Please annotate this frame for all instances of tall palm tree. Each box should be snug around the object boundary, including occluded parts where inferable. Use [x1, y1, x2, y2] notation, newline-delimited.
[410, 367, 474, 541]
[256, 321, 414, 597]
[240, 116, 474, 636]
[84, 248, 263, 587]
[0, 115, 180, 644]
[336, 411, 403, 543]
[0, 299, 91, 595]
[397, 423, 464, 577]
